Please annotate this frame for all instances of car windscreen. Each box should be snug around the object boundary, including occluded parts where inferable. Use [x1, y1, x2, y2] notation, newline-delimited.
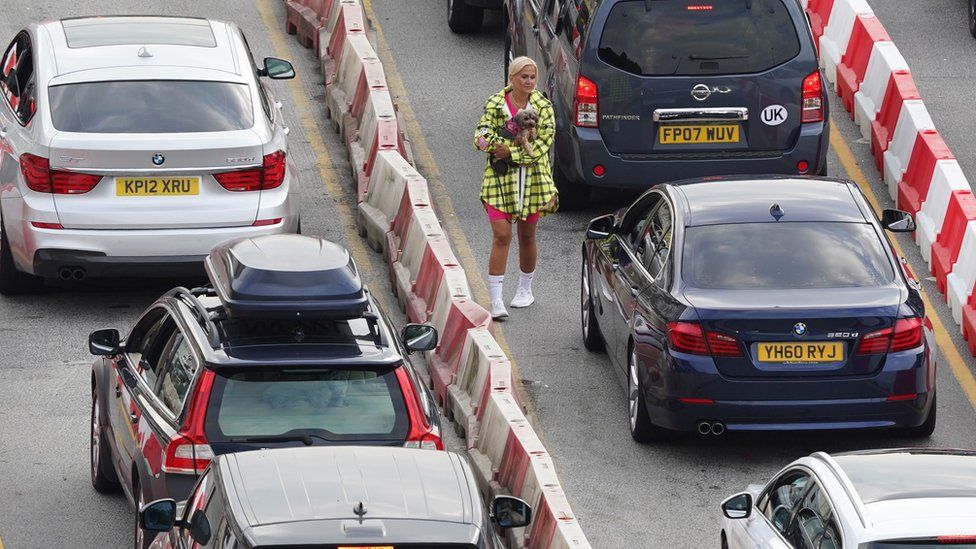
[48, 80, 253, 133]
[682, 222, 894, 290]
[205, 367, 409, 443]
[598, 0, 801, 76]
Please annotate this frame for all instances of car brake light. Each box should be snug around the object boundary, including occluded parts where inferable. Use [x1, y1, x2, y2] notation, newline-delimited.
[163, 370, 215, 474]
[802, 71, 824, 123]
[667, 322, 743, 357]
[30, 221, 63, 229]
[687, 4, 713, 10]
[252, 218, 282, 227]
[395, 367, 443, 450]
[215, 151, 286, 192]
[856, 317, 922, 355]
[575, 75, 598, 128]
[20, 153, 102, 194]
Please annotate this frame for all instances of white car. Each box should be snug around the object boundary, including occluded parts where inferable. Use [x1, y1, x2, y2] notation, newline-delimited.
[0, 16, 300, 294]
[721, 449, 976, 548]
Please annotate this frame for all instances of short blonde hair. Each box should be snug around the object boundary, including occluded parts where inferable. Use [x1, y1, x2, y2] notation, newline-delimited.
[508, 56, 538, 81]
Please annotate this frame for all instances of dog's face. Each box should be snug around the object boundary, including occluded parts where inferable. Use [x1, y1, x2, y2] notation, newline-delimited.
[514, 107, 539, 129]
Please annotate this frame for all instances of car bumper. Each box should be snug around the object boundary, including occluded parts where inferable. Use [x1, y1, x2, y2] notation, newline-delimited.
[644, 346, 933, 433]
[26, 219, 299, 278]
[559, 121, 829, 191]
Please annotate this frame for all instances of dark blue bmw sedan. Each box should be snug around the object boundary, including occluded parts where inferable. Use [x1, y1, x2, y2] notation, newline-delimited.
[580, 177, 937, 441]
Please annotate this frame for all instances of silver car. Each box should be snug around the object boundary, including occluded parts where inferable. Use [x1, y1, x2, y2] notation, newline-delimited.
[0, 16, 300, 294]
[721, 449, 976, 548]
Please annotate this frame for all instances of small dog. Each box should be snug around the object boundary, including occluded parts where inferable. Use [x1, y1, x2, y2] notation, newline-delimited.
[490, 107, 540, 176]
[512, 107, 540, 157]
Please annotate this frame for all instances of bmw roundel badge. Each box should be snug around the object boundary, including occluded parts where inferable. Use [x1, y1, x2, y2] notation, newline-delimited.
[152, 153, 165, 166]
[793, 323, 807, 336]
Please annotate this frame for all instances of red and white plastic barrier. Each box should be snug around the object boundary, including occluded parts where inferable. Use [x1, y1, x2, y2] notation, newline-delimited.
[358, 150, 423, 252]
[896, 130, 952, 214]
[916, 161, 970, 265]
[949, 225, 976, 326]
[882, 100, 934, 194]
[853, 42, 908, 137]
[870, 70, 920, 172]
[807, 0, 837, 42]
[836, 14, 889, 116]
[819, 0, 873, 88]
[931, 191, 976, 294]
[326, 34, 380, 132]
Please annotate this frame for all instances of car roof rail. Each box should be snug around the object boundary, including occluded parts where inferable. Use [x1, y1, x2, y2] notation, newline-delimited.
[810, 451, 871, 529]
[164, 286, 221, 349]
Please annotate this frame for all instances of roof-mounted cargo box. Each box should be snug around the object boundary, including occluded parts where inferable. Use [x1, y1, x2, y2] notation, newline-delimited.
[205, 235, 369, 319]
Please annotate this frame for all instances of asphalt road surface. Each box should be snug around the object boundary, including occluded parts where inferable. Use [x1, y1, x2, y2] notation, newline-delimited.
[0, 1, 975, 548]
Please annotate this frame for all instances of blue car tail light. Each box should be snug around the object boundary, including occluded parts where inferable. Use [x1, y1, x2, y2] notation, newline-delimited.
[856, 317, 923, 355]
[667, 322, 743, 358]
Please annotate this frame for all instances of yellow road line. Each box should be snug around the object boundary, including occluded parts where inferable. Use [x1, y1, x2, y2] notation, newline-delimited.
[830, 122, 976, 409]
[255, 0, 391, 313]
[360, 0, 541, 418]
[0, 531, 5, 549]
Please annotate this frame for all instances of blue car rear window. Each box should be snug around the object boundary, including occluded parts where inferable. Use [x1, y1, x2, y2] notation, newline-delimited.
[682, 222, 894, 289]
[49, 80, 253, 133]
[598, 0, 801, 76]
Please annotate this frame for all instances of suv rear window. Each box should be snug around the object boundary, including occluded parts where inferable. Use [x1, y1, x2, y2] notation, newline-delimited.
[49, 80, 253, 133]
[598, 0, 801, 76]
[206, 367, 409, 443]
[682, 222, 894, 290]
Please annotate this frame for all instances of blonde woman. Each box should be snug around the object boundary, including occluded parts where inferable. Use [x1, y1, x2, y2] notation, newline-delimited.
[474, 56, 557, 320]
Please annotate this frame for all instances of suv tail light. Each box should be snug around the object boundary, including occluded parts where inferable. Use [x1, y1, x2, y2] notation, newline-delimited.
[667, 322, 743, 357]
[574, 75, 599, 127]
[395, 367, 443, 450]
[214, 150, 287, 192]
[856, 317, 923, 355]
[162, 370, 215, 474]
[801, 71, 824, 123]
[20, 153, 102, 194]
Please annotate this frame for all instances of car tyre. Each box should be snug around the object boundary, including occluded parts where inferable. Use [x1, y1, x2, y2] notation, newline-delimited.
[628, 345, 676, 442]
[969, 0, 976, 38]
[581, 253, 604, 352]
[0, 220, 43, 296]
[91, 388, 120, 493]
[898, 393, 937, 438]
[447, 0, 483, 34]
[133, 482, 152, 549]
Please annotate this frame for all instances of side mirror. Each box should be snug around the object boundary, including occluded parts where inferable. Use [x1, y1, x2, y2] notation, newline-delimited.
[261, 57, 295, 79]
[402, 324, 438, 353]
[89, 329, 120, 355]
[881, 208, 916, 233]
[586, 214, 616, 240]
[140, 499, 178, 532]
[490, 495, 532, 529]
[721, 492, 753, 520]
[188, 510, 212, 545]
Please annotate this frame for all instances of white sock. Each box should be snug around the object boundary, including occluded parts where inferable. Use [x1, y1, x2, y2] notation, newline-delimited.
[518, 270, 534, 292]
[488, 274, 504, 303]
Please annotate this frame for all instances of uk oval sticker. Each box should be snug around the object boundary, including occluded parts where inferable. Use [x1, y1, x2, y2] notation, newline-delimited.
[761, 105, 788, 126]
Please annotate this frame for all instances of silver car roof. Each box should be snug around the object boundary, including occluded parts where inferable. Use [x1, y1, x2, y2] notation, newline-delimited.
[220, 446, 480, 528]
[38, 16, 243, 80]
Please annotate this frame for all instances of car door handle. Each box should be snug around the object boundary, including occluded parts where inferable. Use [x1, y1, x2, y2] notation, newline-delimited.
[115, 384, 122, 398]
[532, 25, 539, 35]
[610, 261, 619, 271]
[630, 286, 640, 297]
[129, 412, 139, 424]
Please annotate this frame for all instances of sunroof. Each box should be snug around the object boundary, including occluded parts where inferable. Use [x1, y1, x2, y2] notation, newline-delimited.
[62, 17, 216, 48]
[835, 451, 976, 504]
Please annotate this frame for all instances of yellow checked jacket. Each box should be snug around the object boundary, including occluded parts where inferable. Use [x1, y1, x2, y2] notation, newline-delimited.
[474, 87, 558, 220]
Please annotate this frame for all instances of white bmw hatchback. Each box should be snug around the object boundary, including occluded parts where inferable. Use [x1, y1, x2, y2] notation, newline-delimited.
[721, 449, 976, 549]
[0, 16, 300, 294]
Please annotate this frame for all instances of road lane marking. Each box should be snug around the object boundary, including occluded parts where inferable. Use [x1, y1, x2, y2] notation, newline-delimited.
[830, 122, 976, 410]
[360, 0, 541, 419]
[255, 0, 391, 314]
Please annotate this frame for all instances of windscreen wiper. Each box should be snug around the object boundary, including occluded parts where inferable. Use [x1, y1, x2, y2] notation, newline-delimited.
[228, 434, 314, 446]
